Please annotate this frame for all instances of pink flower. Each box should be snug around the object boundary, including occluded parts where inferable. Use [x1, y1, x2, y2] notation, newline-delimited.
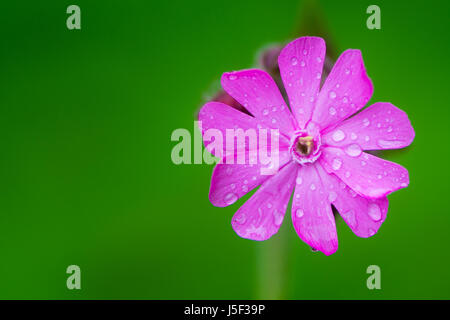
[198, 37, 415, 255]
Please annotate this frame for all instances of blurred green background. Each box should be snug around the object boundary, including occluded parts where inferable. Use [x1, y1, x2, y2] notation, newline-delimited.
[0, 0, 449, 299]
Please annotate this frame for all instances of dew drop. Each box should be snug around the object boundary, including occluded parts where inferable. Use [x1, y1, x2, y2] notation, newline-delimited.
[310, 184, 316, 191]
[291, 57, 298, 66]
[387, 126, 393, 133]
[300, 60, 306, 67]
[224, 193, 238, 205]
[228, 74, 237, 80]
[328, 191, 337, 202]
[329, 91, 337, 99]
[351, 132, 357, 140]
[368, 203, 381, 221]
[332, 129, 346, 142]
[296, 177, 303, 185]
[296, 208, 304, 218]
[234, 213, 246, 224]
[332, 158, 342, 171]
[262, 109, 269, 116]
[377, 139, 404, 148]
[363, 118, 370, 127]
[329, 107, 336, 115]
[273, 210, 283, 226]
[345, 144, 362, 157]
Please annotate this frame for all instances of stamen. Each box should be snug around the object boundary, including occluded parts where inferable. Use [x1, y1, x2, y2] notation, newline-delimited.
[296, 136, 314, 156]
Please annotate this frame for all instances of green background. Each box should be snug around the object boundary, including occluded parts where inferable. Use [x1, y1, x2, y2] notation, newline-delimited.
[0, 0, 449, 299]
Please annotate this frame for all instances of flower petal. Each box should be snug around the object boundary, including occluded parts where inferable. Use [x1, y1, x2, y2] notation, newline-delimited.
[322, 102, 415, 150]
[315, 163, 388, 238]
[199, 101, 290, 159]
[312, 49, 373, 130]
[231, 162, 297, 240]
[278, 37, 326, 129]
[291, 163, 338, 255]
[209, 151, 291, 207]
[319, 146, 409, 199]
[221, 69, 297, 135]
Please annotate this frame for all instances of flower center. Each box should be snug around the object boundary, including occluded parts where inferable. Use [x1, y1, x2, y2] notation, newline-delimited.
[289, 123, 322, 165]
[296, 136, 314, 156]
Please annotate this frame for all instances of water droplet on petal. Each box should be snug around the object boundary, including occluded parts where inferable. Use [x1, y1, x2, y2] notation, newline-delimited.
[329, 91, 337, 99]
[273, 210, 283, 226]
[310, 184, 316, 191]
[263, 109, 269, 116]
[332, 129, 346, 142]
[332, 158, 342, 171]
[328, 191, 337, 202]
[377, 139, 404, 148]
[363, 118, 370, 127]
[329, 107, 336, 115]
[387, 126, 393, 133]
[351, 132, 357, 140]
[368, 203, 381, 221]
[228, 74, 237, 80]
[296, 208, 304, 218]
[234, 213, 246, 224]
[345, 144, 362, 157]
[345, 171, 351, 178]
[300, 60, 306, 67]
[224, 193, 238, 205]
[296, 177, 303, 185]
[291, 57, 298, 66]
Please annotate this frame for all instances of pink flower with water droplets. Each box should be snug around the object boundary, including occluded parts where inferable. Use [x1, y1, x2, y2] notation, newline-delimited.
[198, 37, 415, 255]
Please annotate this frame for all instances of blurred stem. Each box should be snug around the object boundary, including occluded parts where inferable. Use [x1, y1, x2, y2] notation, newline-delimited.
[257, 230, 289, 299]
